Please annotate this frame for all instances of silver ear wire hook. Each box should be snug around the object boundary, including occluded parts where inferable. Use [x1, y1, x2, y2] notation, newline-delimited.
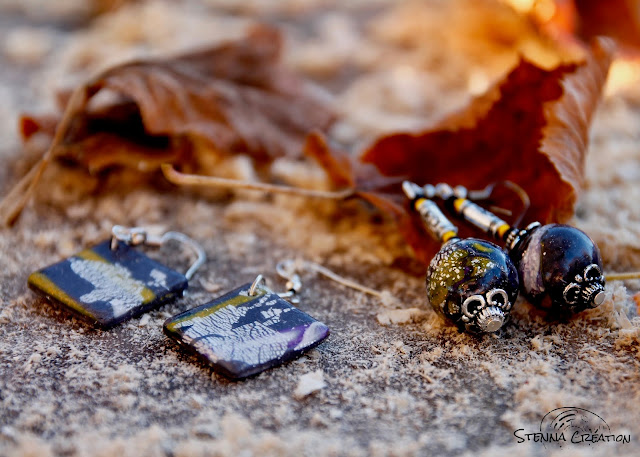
[279, 259, 394, 302]
[464, 181, 530, 227]
[110, 225, 206, 280]
[249, 274, 266, 296]
[276, 259, 302, 303]
[247, 266, 301, 303]
[248, 259, 391, 305]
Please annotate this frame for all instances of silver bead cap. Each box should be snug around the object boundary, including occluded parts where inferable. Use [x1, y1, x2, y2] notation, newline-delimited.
[584, 283, 606, 308]
[476, 306, 506, 333]
[563, 264, 605, 308]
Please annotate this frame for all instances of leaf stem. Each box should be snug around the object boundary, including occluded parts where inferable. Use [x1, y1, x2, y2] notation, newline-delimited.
[0, 86, 88, 226]
[605, 272, 640, 281]
[161, 164, 355, 200]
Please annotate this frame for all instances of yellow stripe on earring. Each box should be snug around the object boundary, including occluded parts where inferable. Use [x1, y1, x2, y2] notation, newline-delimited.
[442, 231, 457, 242]
[453, 198, 466, 213]
[28, 272, 96, 319]
[497, 223, 511, 238]
[165, 289, 267, 329]
[77, 248, 108, 263]
[414, 197, 427, 210]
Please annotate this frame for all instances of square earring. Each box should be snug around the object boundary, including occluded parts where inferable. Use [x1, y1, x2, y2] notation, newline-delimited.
[163, 273, 330, 380]
[28, 226, 205, 328]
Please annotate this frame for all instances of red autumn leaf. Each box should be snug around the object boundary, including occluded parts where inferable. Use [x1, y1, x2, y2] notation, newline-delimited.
[531, 0, 640, 55]
[574, 0, 640, 49]
[309, 38, 615, 265]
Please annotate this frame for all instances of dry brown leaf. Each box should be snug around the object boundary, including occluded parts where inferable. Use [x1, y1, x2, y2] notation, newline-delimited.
[1, 24, 334, 224]
[24, 24, 334, 169]
[303, 132, 355, 189]
[309, 38, 615, 265]
[302, 132, 400, 192]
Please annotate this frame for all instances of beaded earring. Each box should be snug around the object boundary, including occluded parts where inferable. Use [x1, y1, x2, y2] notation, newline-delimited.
[403, 182, 520, 333]
[422, 183, 605, 316]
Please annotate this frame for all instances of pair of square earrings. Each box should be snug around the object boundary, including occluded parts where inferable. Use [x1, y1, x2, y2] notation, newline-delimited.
[27, 226, 330, 380]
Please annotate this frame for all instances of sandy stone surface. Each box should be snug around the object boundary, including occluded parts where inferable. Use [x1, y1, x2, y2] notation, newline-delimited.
[1, 1, 639, 456]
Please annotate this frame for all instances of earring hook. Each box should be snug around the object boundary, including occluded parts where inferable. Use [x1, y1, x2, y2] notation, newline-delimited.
[419, 181, 530, 227]
[110, 225, 206, 280]
[247, 266, 301, 303]
[249, 274, 266, 296]
[467, 181, 530, 227]
[276, 259, 302, 302]
[278, 259, 393, 301]
[248, 259, 393, 305]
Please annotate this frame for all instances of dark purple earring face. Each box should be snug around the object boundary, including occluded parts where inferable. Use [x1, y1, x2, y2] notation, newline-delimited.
[511, 224, 605, 314]
[426, 238, 519, 333]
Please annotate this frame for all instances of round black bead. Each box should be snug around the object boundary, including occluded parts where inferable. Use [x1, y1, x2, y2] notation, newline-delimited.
[510, 224, 605, 314]
[426, 238, 519, 333]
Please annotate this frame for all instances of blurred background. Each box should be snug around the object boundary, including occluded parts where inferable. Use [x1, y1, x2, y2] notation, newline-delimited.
[1, 0, 638, 151]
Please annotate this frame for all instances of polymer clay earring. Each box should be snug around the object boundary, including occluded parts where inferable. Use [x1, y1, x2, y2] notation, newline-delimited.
[425, 183, 605, 315]
[163, 260, 330, 380]
[403, 182, 519, 333]
[28, 225, 205, 328]
[163, 258, 392, 379]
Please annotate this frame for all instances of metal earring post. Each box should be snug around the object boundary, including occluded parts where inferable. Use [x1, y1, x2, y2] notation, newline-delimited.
[249, 274, 266, 296]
